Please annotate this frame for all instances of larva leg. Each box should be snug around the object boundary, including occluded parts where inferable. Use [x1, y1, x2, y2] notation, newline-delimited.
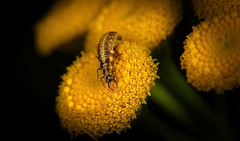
[97, 68, 101, 79]
[114, 53, 122, 61]
[112, 68, 117, 81]
[113, 79, 118, 89]
[108, 82, 114, 91]
[100, 76, 105, 87]
[112, 68, 116, 75]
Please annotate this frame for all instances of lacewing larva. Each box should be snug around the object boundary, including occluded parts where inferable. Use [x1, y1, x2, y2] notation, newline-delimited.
[97, 32, 122, 90]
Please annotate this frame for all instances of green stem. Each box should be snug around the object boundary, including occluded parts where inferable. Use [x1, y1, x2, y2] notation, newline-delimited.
[136, 106, 200, 141]
[150, 80, 193, 125]
[157, 52, 211, 115]
[151, 42, 212, 117]
[150, 46, 238, 140]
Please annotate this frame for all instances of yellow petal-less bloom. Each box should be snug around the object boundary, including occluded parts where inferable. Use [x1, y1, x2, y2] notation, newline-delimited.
[192, 0, 240, 20]
[56, 41, 159, 139]
[180, 12, 240, 94]
[35, 0, 109, 56]
[84, 0, 182, 52]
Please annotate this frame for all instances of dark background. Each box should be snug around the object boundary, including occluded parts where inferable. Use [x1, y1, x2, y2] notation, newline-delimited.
[9, 0, 240, 140]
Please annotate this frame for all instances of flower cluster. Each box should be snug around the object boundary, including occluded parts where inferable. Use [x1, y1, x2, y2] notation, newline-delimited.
[35, 0, 109, 56]
[35, 0, 182, 56]
[84, 0, 182, 52]
[56, 42, 159, 139]
[192, 0, 240, 20]
[181, 1, 240, 93]
[180, 11, 240, 93]
[36, 0, 183, 139]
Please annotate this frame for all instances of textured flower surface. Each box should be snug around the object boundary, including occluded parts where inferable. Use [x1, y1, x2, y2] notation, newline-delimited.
[192, 0, 240, 20]
[35, 0, 109, 56]
[180, 12, 240, 94]
[85, 0, 182, 52]
[56, 41, 159, 139]
[35, 0, 182, 55]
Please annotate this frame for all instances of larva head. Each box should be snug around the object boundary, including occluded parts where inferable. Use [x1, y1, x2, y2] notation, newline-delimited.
[106, 74, 115, 83]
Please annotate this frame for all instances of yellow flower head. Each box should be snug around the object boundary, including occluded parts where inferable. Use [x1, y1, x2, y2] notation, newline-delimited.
[56, 41, 159, 139]
[84, 0, 182, 52]
[192, 0, 240, 20]
[35, 0, 109, 56]
[180, 12, 240, 94]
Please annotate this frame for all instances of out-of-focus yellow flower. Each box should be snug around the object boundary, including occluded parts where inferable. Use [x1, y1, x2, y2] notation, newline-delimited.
[35, 0, 109, 56]
[35, 0, 182, 55]
[56, 41, 159, 139]
[84, 0, 182, 52]
[180, 12, 240, 94]
[192, 0, 240, 20]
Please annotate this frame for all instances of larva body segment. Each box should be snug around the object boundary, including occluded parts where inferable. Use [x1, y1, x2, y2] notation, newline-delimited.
[97, 32, 122, 90]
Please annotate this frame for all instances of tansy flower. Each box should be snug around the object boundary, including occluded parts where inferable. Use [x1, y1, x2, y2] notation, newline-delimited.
[180, 12, 240, 94]
[35, 0, 182, 56]
[35, 0, 109, 56]
[192, 0, 240, 20]
[56, 41, 159, 140]
[85, 0, 182, 52]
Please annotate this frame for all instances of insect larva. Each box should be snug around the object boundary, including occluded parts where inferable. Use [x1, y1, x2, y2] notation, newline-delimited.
[97, 31, 122, 90]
